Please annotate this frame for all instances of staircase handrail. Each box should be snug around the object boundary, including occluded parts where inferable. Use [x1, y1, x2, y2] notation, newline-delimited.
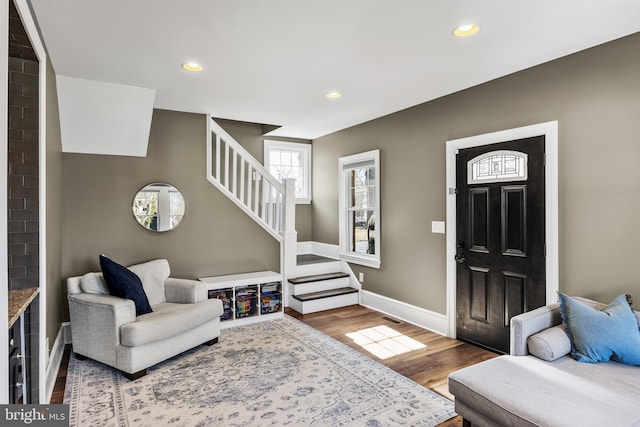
[206, 115, 289, 241]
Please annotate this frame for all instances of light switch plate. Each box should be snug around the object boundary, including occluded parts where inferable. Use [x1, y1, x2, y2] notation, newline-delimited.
[432, 221, 446, 234]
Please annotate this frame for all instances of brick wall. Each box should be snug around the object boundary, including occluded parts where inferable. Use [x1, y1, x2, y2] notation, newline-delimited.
[9, 0, 41, 403]
[8, 57, 39, 291]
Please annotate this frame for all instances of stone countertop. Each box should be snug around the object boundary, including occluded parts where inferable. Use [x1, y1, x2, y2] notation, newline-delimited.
[8, 288, 39, 328]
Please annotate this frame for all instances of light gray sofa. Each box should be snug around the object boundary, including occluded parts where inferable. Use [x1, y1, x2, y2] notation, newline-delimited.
[448, 297, 640, 427]
[67, 259, 223, 380]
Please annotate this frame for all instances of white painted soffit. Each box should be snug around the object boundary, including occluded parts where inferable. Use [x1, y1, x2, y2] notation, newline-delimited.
[56, 76, 155, 157]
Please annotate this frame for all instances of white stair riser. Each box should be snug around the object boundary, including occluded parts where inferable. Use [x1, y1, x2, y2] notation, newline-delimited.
[288, 297, 304, 313]
[290, 292, 359, 315]
[296, 261, 342, 276]
[290, 277, 350, 295]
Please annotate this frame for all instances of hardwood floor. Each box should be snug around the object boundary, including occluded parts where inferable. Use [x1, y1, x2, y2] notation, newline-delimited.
[286, 306, 497, 426]
[50, 343, 71, 405]
[51, 305, 497, 426]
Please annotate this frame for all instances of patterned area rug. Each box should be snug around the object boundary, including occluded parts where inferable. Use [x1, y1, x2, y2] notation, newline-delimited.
[64, 315, 455, 426]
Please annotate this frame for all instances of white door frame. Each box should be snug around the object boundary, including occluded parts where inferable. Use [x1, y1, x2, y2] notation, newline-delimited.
[445, 121, 559, 339]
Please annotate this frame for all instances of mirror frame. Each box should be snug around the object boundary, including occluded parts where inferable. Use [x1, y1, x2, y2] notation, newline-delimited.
[132, 182, 186, 232]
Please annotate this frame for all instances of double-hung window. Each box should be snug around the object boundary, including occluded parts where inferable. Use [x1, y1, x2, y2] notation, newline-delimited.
[264, 140, 312, 204]
[339, 149, 381, 268]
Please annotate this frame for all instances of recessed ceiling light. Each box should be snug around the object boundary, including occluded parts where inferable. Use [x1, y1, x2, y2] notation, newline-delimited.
[453, 23, 480, 38]
[181, 62, 203, 72]
[325, 91, 342, 99]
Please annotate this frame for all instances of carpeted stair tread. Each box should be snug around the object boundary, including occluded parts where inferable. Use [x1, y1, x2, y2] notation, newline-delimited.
[288, 272, 349, 284]
[291, 287, 358, 302]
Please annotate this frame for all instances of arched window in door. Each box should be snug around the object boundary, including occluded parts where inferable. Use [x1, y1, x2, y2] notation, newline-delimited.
[467, 150, 528, 184]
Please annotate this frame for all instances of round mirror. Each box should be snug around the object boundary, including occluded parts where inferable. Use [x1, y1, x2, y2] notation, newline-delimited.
[132, 183, 185, 232]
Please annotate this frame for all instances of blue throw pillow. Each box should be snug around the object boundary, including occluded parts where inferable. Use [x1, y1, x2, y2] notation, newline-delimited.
[99, 255, 153, 316]
[558, 293, 640, 365]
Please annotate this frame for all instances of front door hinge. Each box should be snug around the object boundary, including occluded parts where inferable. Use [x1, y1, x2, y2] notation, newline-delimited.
[449, 187, 457, 195]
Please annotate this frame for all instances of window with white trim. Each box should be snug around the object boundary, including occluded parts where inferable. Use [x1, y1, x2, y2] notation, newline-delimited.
[339, 149, 381, 269]
[264, 140, 312, 204]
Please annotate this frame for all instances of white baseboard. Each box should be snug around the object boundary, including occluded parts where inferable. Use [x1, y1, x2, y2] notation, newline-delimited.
[342, 261, 362, 291]
[45, 322, 71, 403]
[297, 242, 445, 334]
[360, 291, 448, 336]
[297, 241, 340, 259]
[296, 241, 312, 254]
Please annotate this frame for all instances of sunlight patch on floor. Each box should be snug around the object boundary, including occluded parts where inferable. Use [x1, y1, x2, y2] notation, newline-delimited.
[345, 325, 426, 359]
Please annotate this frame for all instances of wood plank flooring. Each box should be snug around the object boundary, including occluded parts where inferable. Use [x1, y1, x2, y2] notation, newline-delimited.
[286, 305, 497, 426]
[51, 305, 497, 426]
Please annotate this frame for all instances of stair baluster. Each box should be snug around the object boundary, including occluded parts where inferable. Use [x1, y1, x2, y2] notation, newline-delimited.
[206, 115, 291, 242]
[206, 115, 298, 306]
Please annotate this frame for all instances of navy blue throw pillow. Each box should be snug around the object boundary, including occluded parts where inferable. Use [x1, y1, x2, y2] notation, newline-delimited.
[99, 255, 153, 316]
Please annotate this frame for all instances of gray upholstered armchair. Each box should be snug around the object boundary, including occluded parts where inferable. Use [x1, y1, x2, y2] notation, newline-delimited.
[67, 259, 223, 380]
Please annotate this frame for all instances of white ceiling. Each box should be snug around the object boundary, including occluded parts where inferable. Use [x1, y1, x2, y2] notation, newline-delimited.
[29, 0, 640, 140]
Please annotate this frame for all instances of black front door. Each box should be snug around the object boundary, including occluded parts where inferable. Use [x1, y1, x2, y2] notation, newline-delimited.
[456, 136, 546, 354]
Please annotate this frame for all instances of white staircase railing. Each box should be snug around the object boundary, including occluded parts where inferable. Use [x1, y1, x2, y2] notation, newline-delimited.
[206, 115, 296, 242]
[206, 115, 297, 306]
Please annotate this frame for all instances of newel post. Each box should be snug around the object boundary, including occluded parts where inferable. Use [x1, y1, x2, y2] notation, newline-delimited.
[282, 178, 297, 307]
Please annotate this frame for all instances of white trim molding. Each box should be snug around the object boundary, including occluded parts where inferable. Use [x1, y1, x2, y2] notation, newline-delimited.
[298, 241, 443, 333]
[445, 121, 559, 339]
[264, 139, 312, 204]
[360, 291, 448, 336]
[45, 322, 71, 403]
[297, 241, 341, 259]
[338, 149, 381, 269]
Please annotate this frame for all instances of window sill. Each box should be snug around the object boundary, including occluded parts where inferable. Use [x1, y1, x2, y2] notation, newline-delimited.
[339, 253, 380, 269]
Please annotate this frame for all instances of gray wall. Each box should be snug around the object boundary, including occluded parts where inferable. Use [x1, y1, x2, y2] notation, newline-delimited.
[61, 110, 283, 287]
[312, 32, 640, 313]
